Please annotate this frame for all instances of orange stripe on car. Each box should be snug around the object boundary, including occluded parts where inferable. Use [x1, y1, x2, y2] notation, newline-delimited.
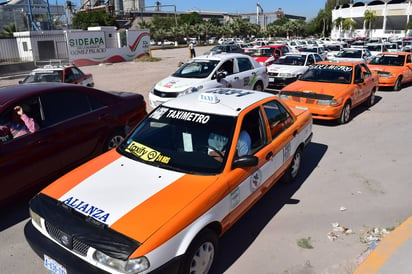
[41, 150, 121, 198]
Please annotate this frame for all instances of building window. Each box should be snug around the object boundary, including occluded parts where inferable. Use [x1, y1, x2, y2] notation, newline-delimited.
[22, 42, 28, 51]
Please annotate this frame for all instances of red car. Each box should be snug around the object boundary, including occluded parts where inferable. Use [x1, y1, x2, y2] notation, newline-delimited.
[0, 83, 147, 205]
[251, 44, 292, 66]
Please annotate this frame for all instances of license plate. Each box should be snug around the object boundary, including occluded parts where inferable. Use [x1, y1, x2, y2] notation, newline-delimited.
[269, 78, 275, 82]
[44, 254, 67, 274]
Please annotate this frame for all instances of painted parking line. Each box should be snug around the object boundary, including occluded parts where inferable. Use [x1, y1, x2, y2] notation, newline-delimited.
[354, 216, 412, 274]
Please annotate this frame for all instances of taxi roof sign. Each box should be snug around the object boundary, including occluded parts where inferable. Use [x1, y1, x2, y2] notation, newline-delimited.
[198, 93, 220, 104]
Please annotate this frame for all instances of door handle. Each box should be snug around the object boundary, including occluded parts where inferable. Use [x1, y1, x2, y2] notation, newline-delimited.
[234, 77, 239, 80]
[293, 130, 298, 137]
[266, 151, 273, 160]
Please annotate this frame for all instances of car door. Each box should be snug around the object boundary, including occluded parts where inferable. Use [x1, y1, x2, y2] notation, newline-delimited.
[224, 102, 297, 223]
[215, 58, 243, 88]
[405, 54, 412, 82]
[0, 95, 63, 203]
[39, 88, 111, 173]
[231, 57, 255, 89]
[70, 67, 88, 86]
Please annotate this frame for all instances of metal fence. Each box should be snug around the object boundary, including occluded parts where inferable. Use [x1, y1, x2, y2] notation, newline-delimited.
[0, 32, 69, 65]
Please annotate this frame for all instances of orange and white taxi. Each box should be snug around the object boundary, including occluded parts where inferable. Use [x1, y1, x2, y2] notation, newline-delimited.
[367, 52, 412, 91]
[279, 61, 379, 124]
[25, 88, 312, 274]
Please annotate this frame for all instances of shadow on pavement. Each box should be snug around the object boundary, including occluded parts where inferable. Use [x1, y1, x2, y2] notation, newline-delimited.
[213, 141, 328, 273]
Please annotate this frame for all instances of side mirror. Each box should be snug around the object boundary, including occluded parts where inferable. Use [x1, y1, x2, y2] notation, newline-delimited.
[232, 155, 259, 169]
[216, 72, 226, 82]
[354, 78, 364, 84]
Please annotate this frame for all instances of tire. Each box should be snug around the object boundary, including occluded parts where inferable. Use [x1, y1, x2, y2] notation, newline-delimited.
[104, 130, 124, 151]
[365, 89, 376, 107]
[283, 148, 302, 183]
[339, 102, 351, 124]
[393, 76, 402, 91]
[253, 81, 264, 91]
[179, 229, 218, 274]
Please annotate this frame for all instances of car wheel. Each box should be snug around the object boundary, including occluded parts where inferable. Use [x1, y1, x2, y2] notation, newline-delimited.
[104, 130, 124, 151]
[179, 229, 218, 274]
[283, 148, 302, 183]
[253, 82, 264, 91]
[339, 102, 351, 124]
[393, 76, 402, 91]
[365, 89, 376, 107]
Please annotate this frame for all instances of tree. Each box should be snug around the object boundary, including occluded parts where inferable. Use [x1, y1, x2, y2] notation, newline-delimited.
[318, 9, 331, 37]
[178, 12, 202, 26]
[342, 18, 356, 37]
[1, 24, 17, 37]
[364, 10, 377, 38]
[72, 10, 116, 30]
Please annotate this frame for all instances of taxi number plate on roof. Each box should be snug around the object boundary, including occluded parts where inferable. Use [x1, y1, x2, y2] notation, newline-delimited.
[44, 254, 67, 274]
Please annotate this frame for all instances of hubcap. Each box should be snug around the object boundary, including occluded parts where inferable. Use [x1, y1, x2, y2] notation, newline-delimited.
[290, 152, 301, 178]
[189, 242, 215, 274]
[108, 135, 124, 149]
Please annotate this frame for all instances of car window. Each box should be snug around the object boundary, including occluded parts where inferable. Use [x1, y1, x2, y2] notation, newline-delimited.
[40, 90, 93, 126]
[314, 54, 323, 62]
[118, 107, 236, 174]
[237, 57, 253, 72]
[263, 100, 293, 140]
[0, 96, 42, 142]
[172, 60, 219, 78]
[307, 55, 315, 65]
[240, 107, 266, 154]
[72, 67, 85, 80]
[65, 69, 74, 83]
[217, 59, 234, 75]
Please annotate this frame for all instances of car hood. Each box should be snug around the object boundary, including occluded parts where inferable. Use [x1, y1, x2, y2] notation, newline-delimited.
[267, 64, 307, 74]
[282, 80, 351, 96]
[367, 64, 401, 73]
[155, 76, 205, 92]
[40, 150, 221, 244]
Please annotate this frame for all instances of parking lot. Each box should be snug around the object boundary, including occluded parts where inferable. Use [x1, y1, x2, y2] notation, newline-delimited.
[1, 46, 412, 273]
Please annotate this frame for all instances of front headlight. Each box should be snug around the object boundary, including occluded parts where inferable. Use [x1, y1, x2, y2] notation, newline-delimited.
[93, 250, 150, 273]
[378, 71, 392, 78]
[317, 98, 342, 106]
[178, 87, 198, 97]
[278, 73, 295, 78]
[30, 208, 41, 227]
[279, 94, 290, 100]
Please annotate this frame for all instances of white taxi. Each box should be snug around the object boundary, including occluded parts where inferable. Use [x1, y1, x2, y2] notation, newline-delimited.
[267, 52, 323, 88]
[148, 53, 269, 108]
[25, 88, 312, 274]
[19, 64, 94, 87]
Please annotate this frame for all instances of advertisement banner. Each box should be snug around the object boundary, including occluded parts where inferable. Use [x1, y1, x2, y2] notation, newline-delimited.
[65, 30, 150, 66]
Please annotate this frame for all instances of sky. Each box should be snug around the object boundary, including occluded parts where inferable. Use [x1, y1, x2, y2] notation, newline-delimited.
[144, 0, 327, 20]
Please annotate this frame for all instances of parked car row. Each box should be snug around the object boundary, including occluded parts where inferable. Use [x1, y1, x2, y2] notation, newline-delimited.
[2, 45, 412, 274]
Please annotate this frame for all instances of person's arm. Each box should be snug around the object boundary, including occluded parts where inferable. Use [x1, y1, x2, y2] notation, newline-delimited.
[19, 113, 39, 133]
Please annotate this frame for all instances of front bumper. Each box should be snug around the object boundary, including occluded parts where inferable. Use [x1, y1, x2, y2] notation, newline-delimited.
[24, 220, 110, 274]
[287, 102, 342, 120]
[268, 76, 298, 87]
[24, 221, 182, 274]
[377, 77, 397, 87]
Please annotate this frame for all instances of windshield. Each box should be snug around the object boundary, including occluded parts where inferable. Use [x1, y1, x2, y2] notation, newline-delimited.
[298, 47, 317, 53]
[252, 48, 274, 57]
[172, 60, 219, 79]
[336, 50, 362, 58]
[367, 45, 383, 51]
[369, 54, 405, 66]
[274, 55, 306, 66]
[22, 71, 62, 83]
[118, 106, 236, 175]
[300, 64, 353, 84]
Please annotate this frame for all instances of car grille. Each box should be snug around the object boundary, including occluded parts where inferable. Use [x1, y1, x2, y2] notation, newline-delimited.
[45, 221, 90, 257]
[268, 72, 279, 77]
[152, 89, 180, 98]
[282, 91, 334, 105]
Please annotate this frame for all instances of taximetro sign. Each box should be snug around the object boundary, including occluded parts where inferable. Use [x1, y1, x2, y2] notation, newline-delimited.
[65, 30, 150, 66]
